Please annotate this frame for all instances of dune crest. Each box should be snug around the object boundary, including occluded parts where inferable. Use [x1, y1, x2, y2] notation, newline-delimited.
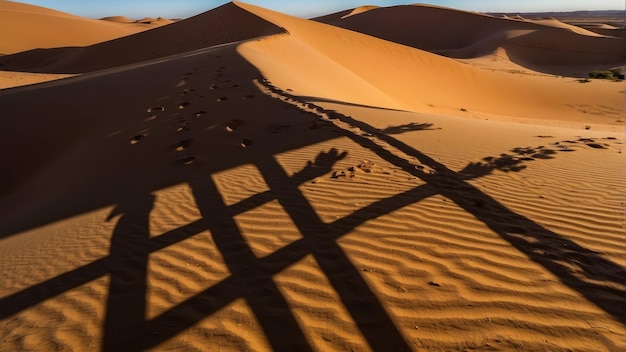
[0, 2, 282, 73]
[341, 5, 379, 19]
[318, 4, 623, 75]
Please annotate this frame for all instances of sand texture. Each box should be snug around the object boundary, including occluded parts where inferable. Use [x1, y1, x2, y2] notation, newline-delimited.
[0, 1, 624, 351]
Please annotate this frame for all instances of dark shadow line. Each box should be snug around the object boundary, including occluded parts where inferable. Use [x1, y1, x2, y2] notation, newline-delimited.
[319, 103, 626, 325]
[187, 176, 311, 351]
[141, 152, 427, 351]
[258, 155, 412, 351]
[0, 217, 205, 321]
[0, 257, 110, 319]
[299, 96, 409, 112]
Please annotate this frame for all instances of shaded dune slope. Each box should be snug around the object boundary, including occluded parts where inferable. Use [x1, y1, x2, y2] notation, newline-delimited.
[322, 5, 624, 73]
[0, 2, 282, 73]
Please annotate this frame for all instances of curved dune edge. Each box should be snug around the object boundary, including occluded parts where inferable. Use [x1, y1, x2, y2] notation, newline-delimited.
[0, 70, 76, 89]
[0, 2, 624, 351]
[100, 16, 135, 23]
[0, 2, 283, 73]
[341, 5, 380, 19]
[235, 2, 623, 126]
[319, 4, 623, 77]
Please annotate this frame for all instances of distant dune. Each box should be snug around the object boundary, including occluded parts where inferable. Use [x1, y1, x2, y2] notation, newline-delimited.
[100, 16, 135, 23]
[0, 0, 170, 55]
[320, 4, 624, 74]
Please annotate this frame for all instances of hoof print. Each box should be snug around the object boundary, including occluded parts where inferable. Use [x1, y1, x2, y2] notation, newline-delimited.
[177, 102, 191, 109]
[217, 97, 228, 102]
[148, 106, 165, 113]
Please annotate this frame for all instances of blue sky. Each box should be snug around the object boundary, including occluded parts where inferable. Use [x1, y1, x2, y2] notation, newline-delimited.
[13, 0, 625, 19]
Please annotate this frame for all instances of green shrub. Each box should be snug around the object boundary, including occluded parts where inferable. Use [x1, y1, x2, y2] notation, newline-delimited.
[589, 68, 624, 81]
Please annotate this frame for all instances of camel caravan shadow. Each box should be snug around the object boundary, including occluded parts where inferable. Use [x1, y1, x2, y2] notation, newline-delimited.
[0, 49, 623, 351]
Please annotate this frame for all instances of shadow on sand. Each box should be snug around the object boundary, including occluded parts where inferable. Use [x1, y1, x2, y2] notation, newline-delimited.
[0, 50, 624, 351]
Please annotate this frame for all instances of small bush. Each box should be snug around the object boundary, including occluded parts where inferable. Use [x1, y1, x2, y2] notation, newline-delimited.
[589, 68, 624, 81]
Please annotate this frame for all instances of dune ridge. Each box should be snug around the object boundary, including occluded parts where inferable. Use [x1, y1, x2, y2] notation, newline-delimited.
[321, 4, 623, 74]
[0, 2, 282, 73]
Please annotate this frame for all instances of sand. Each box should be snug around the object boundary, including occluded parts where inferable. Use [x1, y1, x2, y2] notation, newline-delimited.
[0, 1, 624, 351]
[0, 0, 172, 56]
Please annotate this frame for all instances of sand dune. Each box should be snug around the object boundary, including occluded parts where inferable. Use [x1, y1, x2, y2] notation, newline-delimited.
[341, 5, 380, 18]
[0, 0, 170, 55]
[236, 2, 623, 124]
[0, 2, 282, 73]
[579, 25, 626, 38]
[100, 16, 135, 23]
[321, 4, 623, 74]
[0, 1, 624, 351]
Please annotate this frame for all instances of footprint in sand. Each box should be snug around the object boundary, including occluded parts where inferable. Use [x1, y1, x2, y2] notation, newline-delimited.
[242, 95, 254, 100]
[241, 139, 253, 148]
[147, 106, 165, 113]
[181, 89, 195, 96]
[175, 139, 191, 152]
[179, 156, 195, 165]
[217, 97, 229, 102]
[226, 119, 244, 132]
[177, 121, 190, 132]
[331, 170, 357, 180]
[210, 84, 219, 90]
[177, 101, 191, 110]
[357, 160, 375, 173]
[130, 135, 144, 144]
[194, 111, 206, 117]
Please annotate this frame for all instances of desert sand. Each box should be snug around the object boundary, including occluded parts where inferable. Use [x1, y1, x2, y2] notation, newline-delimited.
[0, 1, 624, 351]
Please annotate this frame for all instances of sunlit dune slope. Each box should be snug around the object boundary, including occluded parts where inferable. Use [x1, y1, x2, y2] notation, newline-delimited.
[0, 0, 169, 55]
[319, 4, 624, 72]
[235, 2, 623, 123]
